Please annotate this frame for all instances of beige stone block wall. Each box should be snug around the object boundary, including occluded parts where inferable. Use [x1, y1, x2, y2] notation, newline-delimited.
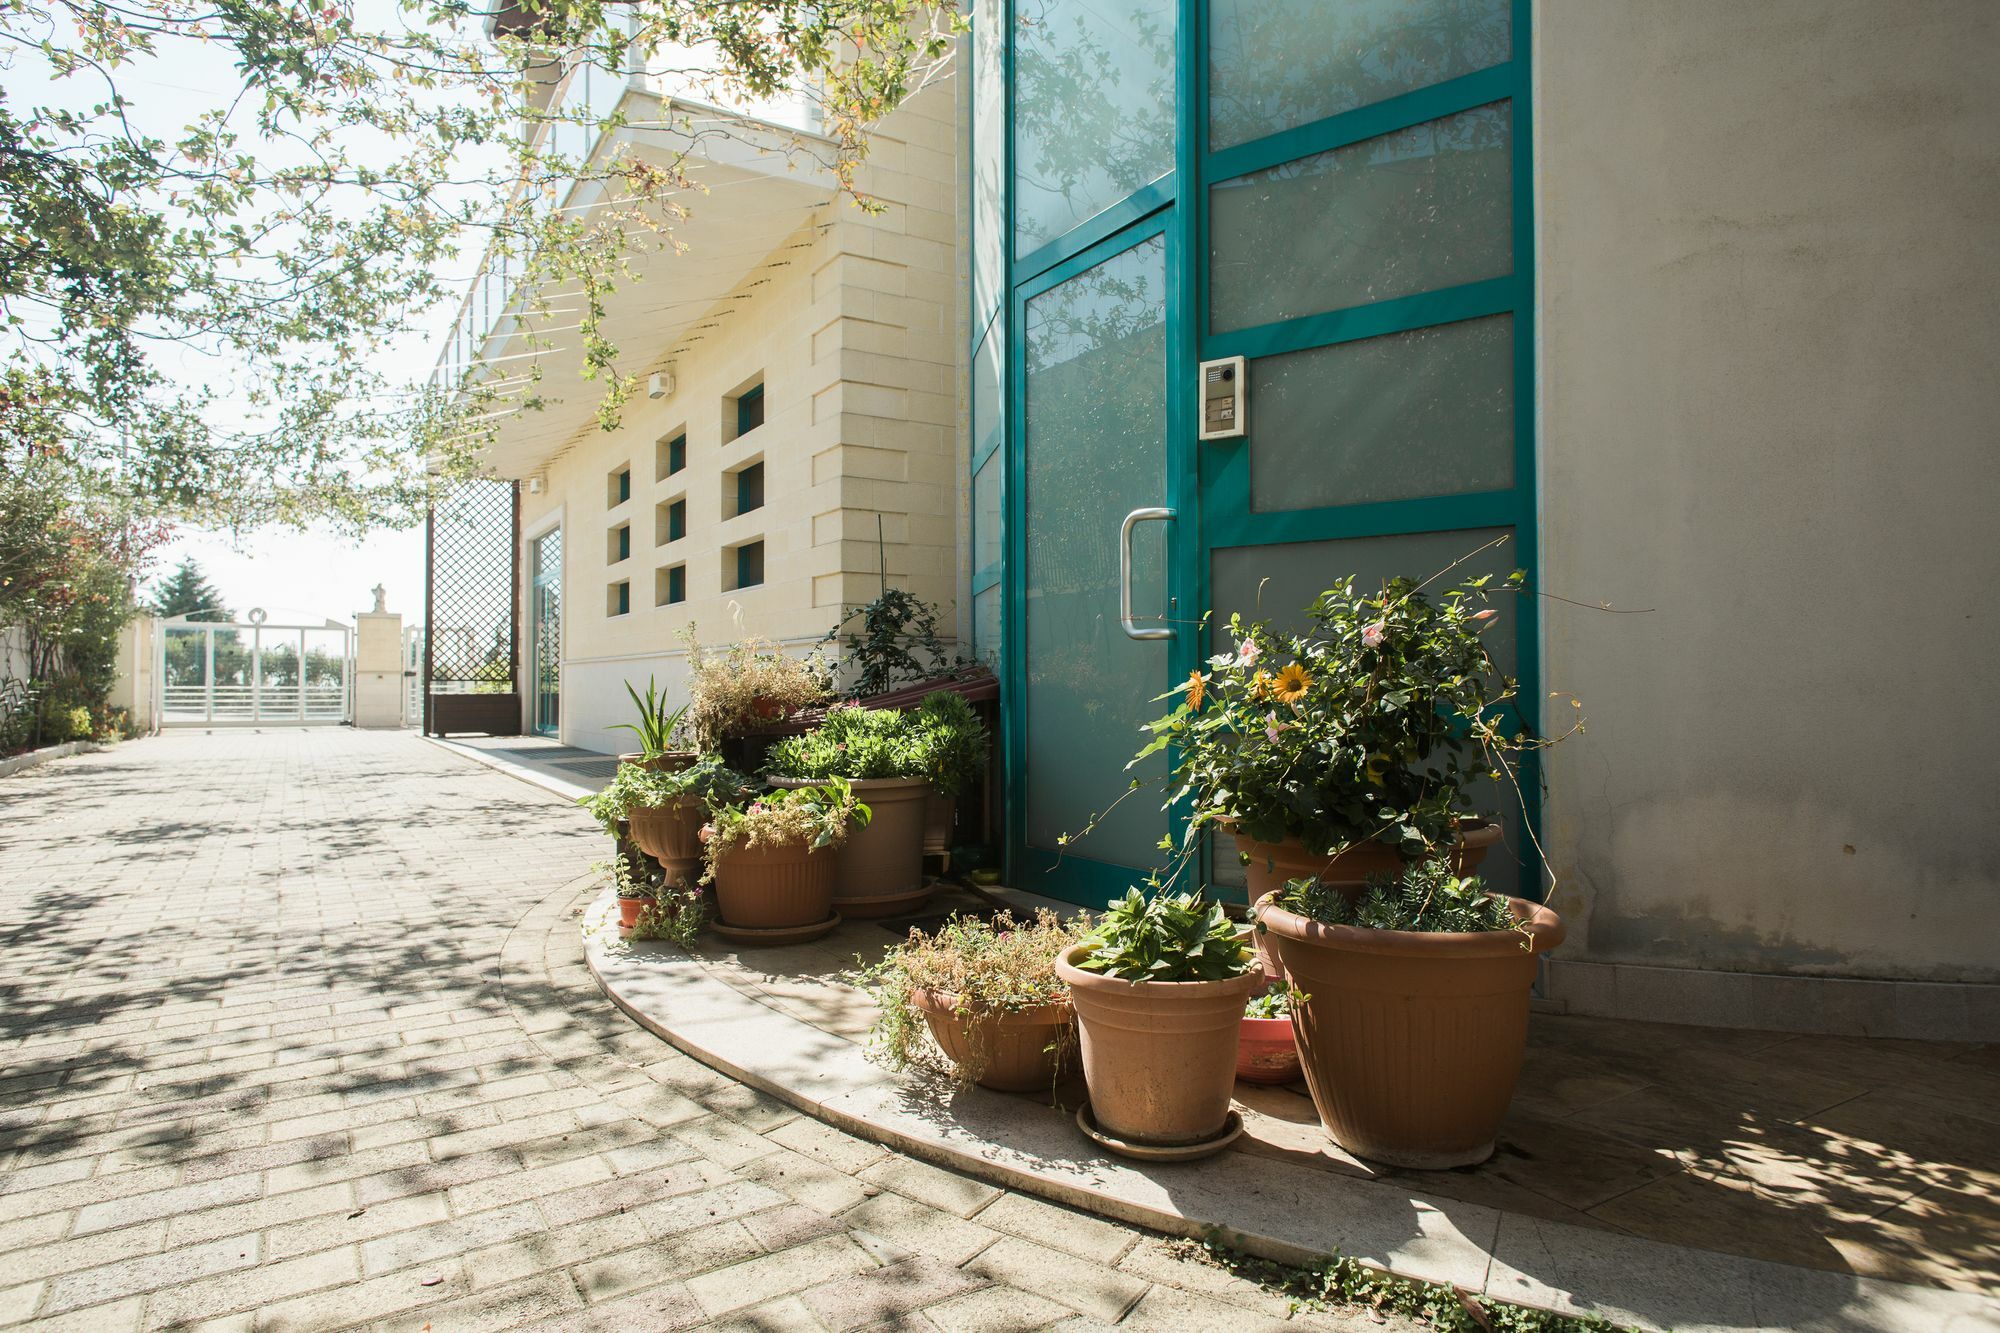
[515, 81, 963, 754]
[1534, 0, 2000, 983]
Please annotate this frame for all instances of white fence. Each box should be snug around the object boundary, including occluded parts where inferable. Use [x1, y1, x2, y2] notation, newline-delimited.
[157, 614, 354, 727]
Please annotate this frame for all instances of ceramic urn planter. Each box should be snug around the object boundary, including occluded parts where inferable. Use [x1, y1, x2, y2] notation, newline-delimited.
[909, 990, 1075, 1093]
[769, 776, 931, 917]
[1253, 892, 1564, 1168]
[624, 795, 706, 889]
[710, 838, 836, 931]
[1054, 943, 1262, 1152]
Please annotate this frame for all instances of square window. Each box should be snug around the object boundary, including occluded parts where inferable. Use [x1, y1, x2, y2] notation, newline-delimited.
[655, 564, 686, 606]
[658, 432, 686, 480]
[608, 465, 631, 508]
[735, 463, 764, 516]
[732, 541, 765, 590]
[609, 523, 631, 564]
[670, 499, 686, 541]
[736, 383, 765, 437]
[608, 580, 630, 616]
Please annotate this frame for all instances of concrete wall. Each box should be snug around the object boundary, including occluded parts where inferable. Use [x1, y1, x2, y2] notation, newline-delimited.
[517, 82, 964, 755]
[1534, 0, 2000, 983]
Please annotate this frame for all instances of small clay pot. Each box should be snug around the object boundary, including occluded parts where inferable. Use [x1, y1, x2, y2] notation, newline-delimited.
[616, 894, 650, 931]
[1231, 821, 1502, 904]
[711, 838, 835, 931]
[910, 990, 1074, 1093]
[626, 795, 706, 889]
[1236, 1010, 1302, 1085]
[1254, 891, 1564, 1168]
[1054, 943, 1262, 1147]
[768, 776, 930, 916]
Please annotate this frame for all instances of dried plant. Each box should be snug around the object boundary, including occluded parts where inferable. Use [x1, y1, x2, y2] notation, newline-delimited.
[679, 626, 833, 751]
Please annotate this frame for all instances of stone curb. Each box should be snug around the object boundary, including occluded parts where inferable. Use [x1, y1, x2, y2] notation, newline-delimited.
[0, 739, 105, 779]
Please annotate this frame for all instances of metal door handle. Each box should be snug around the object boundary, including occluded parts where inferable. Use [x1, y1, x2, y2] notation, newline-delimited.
[1120, 507, 1176, 641]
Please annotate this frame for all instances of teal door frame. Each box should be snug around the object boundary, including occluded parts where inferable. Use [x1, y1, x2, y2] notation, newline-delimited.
[529, 527, 562, 738]
[987, 0, 1542, 903]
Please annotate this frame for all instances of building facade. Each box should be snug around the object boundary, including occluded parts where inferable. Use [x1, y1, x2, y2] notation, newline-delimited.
[437, 0, 2000, 1029]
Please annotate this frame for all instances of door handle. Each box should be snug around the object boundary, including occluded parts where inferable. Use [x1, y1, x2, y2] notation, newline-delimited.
[1120, 507, 1176, 641]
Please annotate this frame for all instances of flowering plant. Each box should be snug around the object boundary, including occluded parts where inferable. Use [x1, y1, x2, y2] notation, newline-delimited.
[1134, 569, 1544, 863]
[700, 779, 871, 883]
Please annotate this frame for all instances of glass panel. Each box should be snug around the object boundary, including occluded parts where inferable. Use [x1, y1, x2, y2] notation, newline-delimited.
[1209, 0, 1509, 150]
[211, 627, 252, 720]
[971, 326, 1001, 460]
[1208, 528, 1527, 897]
[303, 629, 348, 721]
[532, 530, 562, 735]
[1012, 0, 1175, 256]
[1248, 315, 1513, 512]
[973, 585, 1002, 673]
[161, 626, 209, 721]
[1023, 235, 1168, 869]
[972, 456, 1002, 576]
[1210, 103, 1513, 333]
[972, 0, 1005, 328]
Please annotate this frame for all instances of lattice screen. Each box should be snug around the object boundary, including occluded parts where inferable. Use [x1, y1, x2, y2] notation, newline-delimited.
[425, 479, 517, 697]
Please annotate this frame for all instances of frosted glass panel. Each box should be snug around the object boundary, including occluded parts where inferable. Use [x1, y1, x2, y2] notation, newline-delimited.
[1208, 528, 1528, 898]
[1024, 236, 1168, 868]
[973, 455, 1002, 576]
[971, 326, 1001, 460]
[1249, 315, 1513, 511]
[972, 0, 1005, 327]
[1209, 0, 1510, 150]
[974, 586, 1002, 672]
[1210, 103, 1513, 333]
[1013, 0, 1175, 255]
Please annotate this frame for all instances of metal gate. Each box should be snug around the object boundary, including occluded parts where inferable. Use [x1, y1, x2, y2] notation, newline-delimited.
[157, 610, 354, 726]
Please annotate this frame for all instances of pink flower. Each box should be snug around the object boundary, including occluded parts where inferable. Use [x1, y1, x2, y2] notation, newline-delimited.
[1470, 609, 1499, 632]
[1236, 639, 1260, 668]
[698, 823, 715, 843]
[1361, 622, 1386, 648]
[1263, 712, 1289, 744]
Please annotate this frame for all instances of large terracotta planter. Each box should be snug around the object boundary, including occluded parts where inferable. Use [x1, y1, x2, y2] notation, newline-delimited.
[1232, 820, 1502, 906]
[922, 793, 955, 859]
[1253, 892, 1564, 1169]
[711, 838, 835, 930]
[1054, 943, 1262, 1147]
[769, 776, 930, 916]
[910, 990, 1074, 1093]
[626, 796, 706, 888]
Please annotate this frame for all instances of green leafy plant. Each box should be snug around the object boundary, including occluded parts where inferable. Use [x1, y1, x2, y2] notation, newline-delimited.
[701, 780, 871, 884]
[610, 676, 691, 757]
[680, 627, 833, 750]
[821, 588, 978, 698]
[579, 756, 754, 836]
[632, 890, 707, 949]
[1114, 555, 1580, 880]
[1071, 890, 1255, 983]
[1244, 990, 1292, 1019]
[850, 909, 1087, 1085]
[1279, 860, 1528, 942]
[907, 691, 989, 799]
[762, 705, 923, 781]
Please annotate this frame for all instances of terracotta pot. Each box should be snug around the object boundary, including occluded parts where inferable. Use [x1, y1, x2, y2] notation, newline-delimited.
[626, 796, 706, 888]
[1236, 1011, 1302, 1085]
[1232, 821, 1502, 905]
[1253, 892, 1564, 1169]
[769, 776, 930, 916]
[616, 894, 649, 930]
[711, 837, 835, 930]
[1054, 943, 1262, 1146]
[618, 751, 698, 774]
[922, 793, 955, 859]
[909, 989, 1075, 1093]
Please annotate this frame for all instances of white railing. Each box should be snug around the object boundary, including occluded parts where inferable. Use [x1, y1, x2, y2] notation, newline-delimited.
[157, 618, 354, 726]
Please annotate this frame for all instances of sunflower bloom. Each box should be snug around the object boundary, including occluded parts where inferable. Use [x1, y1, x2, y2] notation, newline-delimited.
[1272, 662, 1311, 705]
[1185, 670, 1206, 712]
[1249, 669, 1272, 700]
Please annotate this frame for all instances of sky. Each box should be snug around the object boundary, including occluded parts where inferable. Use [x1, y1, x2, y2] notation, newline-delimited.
[147, 523, 426, 627]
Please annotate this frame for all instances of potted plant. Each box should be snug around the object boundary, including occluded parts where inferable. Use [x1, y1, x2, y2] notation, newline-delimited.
[702, 780, 870, 940]
[680, 627, 833, 767]
[1135, 572, 1530, 902]
[1236, 988, 1302, 1086]
[1054, 889, 1261, 1158]
[1257, 861, 1563, 1167]
[581, 758, 754, 890]
[852, 909, 1086, 1092]
[605, 850, 656, 932]
[611, 675, 695, 771]
[908, 690, 988, 860]
[763, 705, 934, 916]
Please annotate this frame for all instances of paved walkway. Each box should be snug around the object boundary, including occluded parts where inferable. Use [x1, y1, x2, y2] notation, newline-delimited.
[0, 730, 1392, 1332]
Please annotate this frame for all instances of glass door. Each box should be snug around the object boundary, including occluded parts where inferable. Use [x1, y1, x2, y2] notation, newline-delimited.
[1011, 220, 1190, 905]
[529, 528, 562, 737]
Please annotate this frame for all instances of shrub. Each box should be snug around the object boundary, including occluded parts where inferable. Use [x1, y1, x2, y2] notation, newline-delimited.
[907, 691, 988, 799]
[680, 627, 832, 750]
[1070, 889, 1255, 984]
[701, 779, 870, 884]
[762, 705, 920, 781]
[1279, 859, 1525, 940]
[579, 756, 754, 836]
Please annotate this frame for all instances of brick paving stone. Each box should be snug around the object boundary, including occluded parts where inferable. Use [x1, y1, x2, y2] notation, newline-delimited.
[0, 731, 1416, 1331]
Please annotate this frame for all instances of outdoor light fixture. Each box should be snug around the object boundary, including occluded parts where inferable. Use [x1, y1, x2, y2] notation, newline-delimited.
[647, 370, 676, 400]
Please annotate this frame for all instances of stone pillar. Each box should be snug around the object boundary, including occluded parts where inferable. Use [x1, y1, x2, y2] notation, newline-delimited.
[353, 596, 405, 729]
[108, 615, 161, 735]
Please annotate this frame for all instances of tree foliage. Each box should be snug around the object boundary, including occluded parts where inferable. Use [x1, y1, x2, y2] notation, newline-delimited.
[2, 0, 963, 530]
[147, 557, 232, 620]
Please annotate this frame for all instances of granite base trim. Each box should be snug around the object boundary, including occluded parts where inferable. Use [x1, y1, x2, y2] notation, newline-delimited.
[0, 739, 104, 779]
[1545, 959, 2000, 1043]
[583, 889, 2000, 1333]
